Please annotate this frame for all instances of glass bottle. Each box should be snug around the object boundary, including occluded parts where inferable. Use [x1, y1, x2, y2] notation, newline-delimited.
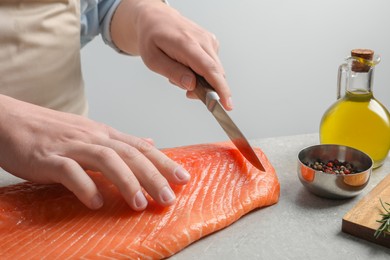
[320, 49, 390, 168]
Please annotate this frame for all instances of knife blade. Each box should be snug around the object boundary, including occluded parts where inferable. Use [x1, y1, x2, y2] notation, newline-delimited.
[193, 73, 266, 171]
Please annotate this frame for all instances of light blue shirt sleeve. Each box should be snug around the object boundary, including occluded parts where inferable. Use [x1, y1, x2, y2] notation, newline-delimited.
[80, 0, 168, 52]
[80, 0, 122, 51]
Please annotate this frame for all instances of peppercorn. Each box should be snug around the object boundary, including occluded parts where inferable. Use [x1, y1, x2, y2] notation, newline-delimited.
[304, 159, 357, 175]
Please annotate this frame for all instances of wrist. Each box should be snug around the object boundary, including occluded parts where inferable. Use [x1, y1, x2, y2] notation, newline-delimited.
[111, 0, 169, 55]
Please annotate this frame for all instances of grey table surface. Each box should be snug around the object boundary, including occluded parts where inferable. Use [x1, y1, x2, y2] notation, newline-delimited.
[1, 133, 389, 259]
[170, 133, 390, 260]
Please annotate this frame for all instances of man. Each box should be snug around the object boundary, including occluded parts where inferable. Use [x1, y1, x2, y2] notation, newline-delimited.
[0, 0, 232, 211]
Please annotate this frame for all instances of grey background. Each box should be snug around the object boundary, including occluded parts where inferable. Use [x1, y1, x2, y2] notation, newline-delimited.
[81, 0, 390, 149]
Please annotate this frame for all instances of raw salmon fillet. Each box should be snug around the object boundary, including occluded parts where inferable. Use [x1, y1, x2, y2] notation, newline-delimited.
[0, 142, 279, 259]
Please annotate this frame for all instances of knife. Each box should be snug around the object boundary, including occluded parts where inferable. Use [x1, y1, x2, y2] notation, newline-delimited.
[193, 73, 266, 171]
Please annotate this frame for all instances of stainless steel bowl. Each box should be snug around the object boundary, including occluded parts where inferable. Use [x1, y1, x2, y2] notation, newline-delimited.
[297, 144, 373, 199]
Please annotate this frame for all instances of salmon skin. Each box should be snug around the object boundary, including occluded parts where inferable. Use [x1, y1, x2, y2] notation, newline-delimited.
[0, 142, 280, 259]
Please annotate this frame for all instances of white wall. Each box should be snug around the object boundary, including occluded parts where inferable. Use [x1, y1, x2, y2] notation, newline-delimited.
[81, 0, 390, 148]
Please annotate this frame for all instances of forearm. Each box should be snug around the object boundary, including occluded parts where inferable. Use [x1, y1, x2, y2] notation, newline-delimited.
[110, 0, 167, 55]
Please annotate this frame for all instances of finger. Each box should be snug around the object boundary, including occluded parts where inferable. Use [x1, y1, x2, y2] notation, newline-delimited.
[143, 47, 196, 92]
[200, 32, 222, 72]
[184, 46, 232, 111]
[105, 139, 180, 207]
[154, 27, 230, 108]
[186, 90, 198, 100]
[64, 143, 148, 211]
[158, 41, 232, 111]
[141, 137, 155, 146]
[108, 130, 191, 186]
[45, 155, 103, 210]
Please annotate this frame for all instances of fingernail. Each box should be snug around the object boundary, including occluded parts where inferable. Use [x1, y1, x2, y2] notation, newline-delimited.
[174, 166, 191, 182]
[91, 193, 103, 209]
[143, 138, 155, 146]
[134, 190, 148, 209]
[160, 186, 176, 204]
[181, 74, 193, 90]
[227, 97, 234, 110]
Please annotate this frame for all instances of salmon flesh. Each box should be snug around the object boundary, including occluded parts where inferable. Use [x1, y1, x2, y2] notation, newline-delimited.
[0, 142, 280, 259]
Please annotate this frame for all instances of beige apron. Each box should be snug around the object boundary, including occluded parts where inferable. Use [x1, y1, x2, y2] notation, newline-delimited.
[0, 0, 87, 116]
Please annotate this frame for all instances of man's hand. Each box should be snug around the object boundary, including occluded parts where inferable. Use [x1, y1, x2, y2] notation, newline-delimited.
[111, 0, 233, 111]
[0, 95, 190, 210]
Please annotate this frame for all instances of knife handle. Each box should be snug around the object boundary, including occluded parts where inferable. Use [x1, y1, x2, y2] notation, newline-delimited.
[193, 73, 220, 112]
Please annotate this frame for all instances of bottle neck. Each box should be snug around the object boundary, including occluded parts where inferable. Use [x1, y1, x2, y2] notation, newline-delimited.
[346, 68, 374, 94]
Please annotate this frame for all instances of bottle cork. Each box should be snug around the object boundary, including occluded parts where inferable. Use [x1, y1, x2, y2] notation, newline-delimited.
[351, 49, 374, 72]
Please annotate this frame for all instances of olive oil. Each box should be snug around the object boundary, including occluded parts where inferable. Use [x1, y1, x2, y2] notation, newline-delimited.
[319, 49, 390, 168]
[320, 91, 390, 168]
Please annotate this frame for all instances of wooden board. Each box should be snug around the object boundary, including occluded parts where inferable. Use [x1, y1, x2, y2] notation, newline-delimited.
[342, 173, 390, 248]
